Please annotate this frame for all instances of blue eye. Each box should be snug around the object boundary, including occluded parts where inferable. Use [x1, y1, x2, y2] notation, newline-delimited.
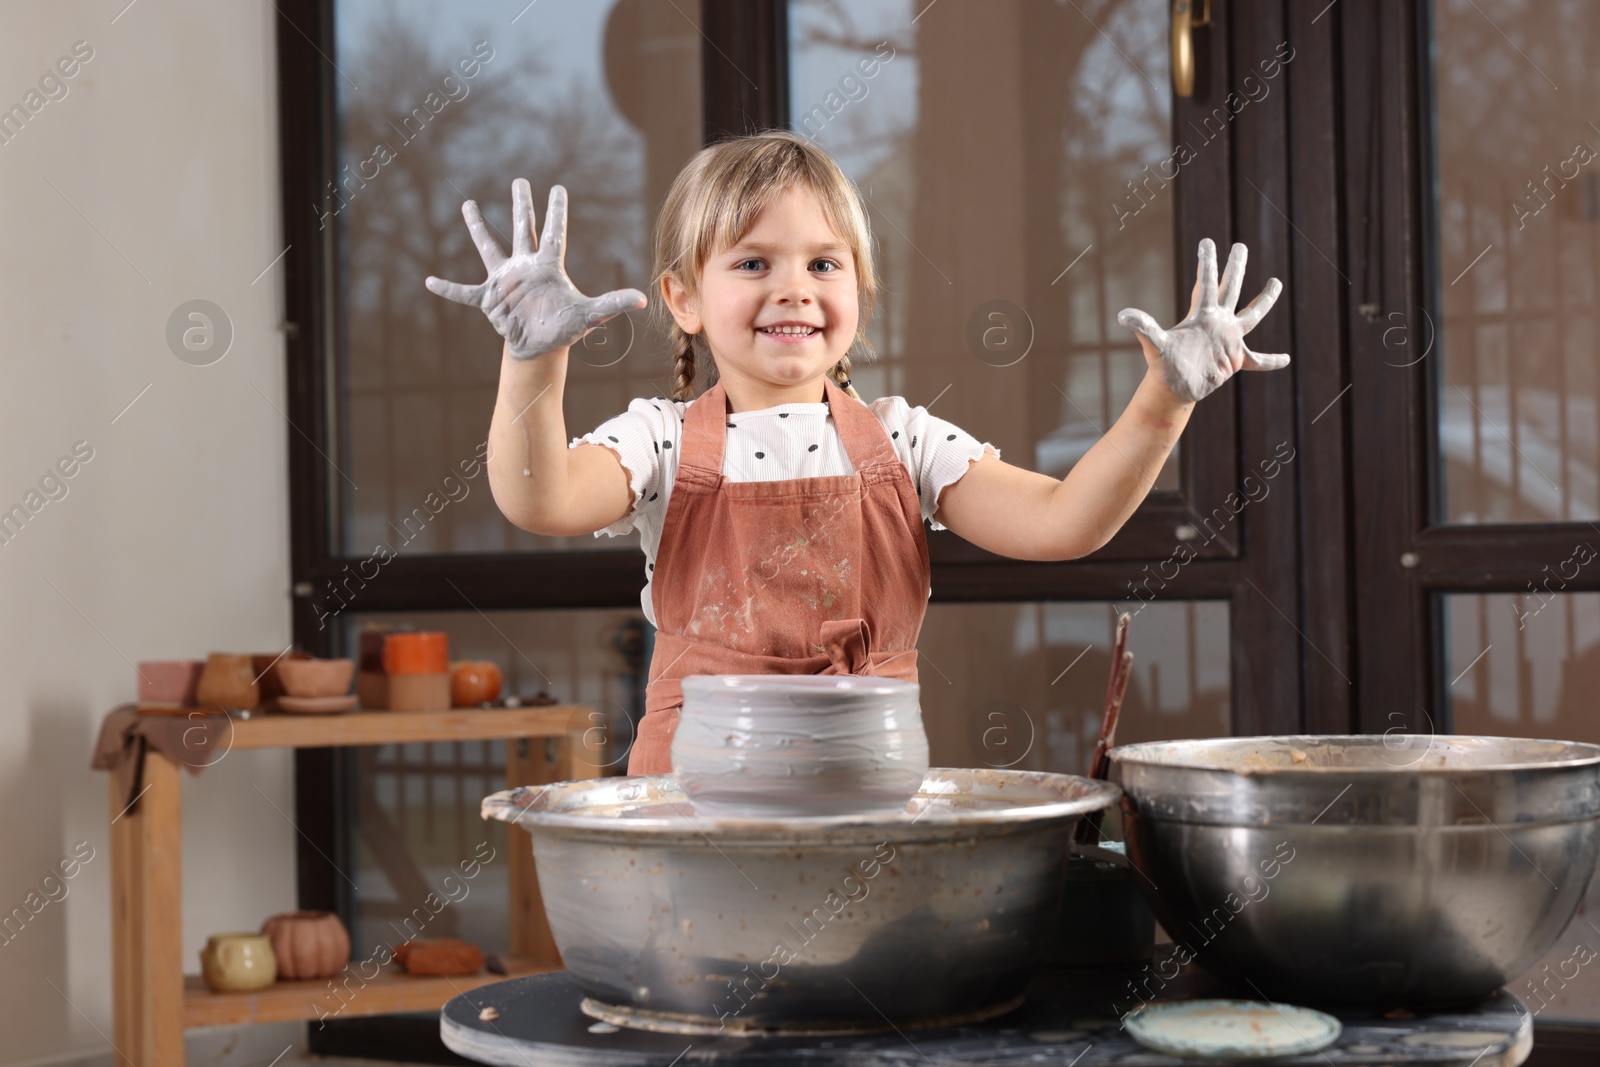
[733, 257, 841, 272]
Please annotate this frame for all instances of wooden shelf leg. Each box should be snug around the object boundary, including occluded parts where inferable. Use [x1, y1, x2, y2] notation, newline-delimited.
[110, 750, 184, 1067]
[562, 705, 603, 781]
[503, 708, 602, 966]
[505, 737, 561, 968]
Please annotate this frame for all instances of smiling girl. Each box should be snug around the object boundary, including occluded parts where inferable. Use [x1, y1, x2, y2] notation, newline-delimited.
[426, 130, 1288, 775]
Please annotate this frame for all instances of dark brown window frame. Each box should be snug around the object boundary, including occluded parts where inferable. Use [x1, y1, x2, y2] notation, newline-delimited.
[1346, 0, 1600, 737]
[275, 0, 1600, 1059]
[275, 0, 1315, 897]
[274, 0, 1347, 1056]
[1344, 3, 1599, 1056]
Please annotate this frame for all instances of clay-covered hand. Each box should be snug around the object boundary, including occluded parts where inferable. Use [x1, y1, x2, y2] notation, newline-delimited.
[425, 179, 647, 359]
[1116, 238, 1289, 403]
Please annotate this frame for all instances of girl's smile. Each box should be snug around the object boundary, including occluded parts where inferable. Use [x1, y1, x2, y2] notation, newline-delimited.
[755, 321, 822, 343]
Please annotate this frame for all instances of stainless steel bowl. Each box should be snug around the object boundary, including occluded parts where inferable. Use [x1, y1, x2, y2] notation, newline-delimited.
[481, 768, 1120, 1034]
[1110, 735, 1600, 1007]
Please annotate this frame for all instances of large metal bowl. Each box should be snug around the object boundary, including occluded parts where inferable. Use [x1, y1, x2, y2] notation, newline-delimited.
[481, 768, 1120, 1034]
[1110, 735, 1600, 1007]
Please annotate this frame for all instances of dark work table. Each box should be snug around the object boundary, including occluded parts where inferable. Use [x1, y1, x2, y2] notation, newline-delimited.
[439, 948, 1533, 1066]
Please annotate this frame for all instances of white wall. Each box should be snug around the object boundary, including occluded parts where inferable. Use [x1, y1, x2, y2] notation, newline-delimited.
[0, 2, 297, 1060]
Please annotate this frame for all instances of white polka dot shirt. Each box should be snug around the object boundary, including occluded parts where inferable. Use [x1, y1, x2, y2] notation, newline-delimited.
[569, 394, 1000, 627]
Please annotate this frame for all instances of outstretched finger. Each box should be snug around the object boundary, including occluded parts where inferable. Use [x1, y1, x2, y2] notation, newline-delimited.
[512, 178, 534, 258]
[1240, 344, 1291, 371]
[540, 185, 569, 266]
[1197, 238, 1219, 309]
[1117, 308, 1168, 349]
[1220, 242, 1247, 312]
[425, 275, 486, 306]
[462, 200, 507, 273]
[581, 287, 649, 327]
[1237, 277, 1283, 333]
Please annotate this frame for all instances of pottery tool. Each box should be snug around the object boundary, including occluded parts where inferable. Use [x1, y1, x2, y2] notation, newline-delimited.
[1075, 612, 1132, 845]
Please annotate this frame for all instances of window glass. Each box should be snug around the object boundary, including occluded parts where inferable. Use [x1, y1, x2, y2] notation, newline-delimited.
[1445, 590, 1600, 1022]
[789, 0, 1179, 489]
[331, 0, 703, 555]
[1432, 0, 1600, 523]
[338, 597, 1227, 953]
[342, 606, 645, 956]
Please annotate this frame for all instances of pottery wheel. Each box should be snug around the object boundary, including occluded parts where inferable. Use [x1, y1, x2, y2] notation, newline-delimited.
[440, 955, 1533, 1067]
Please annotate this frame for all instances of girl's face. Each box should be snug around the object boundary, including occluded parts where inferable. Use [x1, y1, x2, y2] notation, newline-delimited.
[665, 183, 859, 410]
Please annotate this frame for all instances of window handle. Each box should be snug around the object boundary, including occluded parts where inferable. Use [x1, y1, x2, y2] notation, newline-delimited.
[1172, 0, 1212, 98]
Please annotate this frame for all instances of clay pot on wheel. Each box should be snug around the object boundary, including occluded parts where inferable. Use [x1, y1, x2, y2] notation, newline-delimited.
[259, 910, 351, 980]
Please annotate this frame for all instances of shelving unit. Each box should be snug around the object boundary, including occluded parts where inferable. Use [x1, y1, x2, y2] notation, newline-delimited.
[180, 955, 556, 1028]
[105, 705, 599, 1067]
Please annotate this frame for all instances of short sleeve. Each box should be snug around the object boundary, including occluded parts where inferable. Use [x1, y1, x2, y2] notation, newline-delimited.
[568, 397, 678, 537]
[870, 397, 1001, 531]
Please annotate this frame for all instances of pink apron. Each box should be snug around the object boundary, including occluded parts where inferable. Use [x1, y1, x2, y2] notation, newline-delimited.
[626, 376, 932, 775]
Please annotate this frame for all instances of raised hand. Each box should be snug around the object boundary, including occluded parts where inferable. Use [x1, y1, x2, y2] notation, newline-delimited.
[1116, 238, 1290, 403]
[425, 179, 647, 360]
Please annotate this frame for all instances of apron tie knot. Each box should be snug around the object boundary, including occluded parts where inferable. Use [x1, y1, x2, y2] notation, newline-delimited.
[818, 617, 873, 675]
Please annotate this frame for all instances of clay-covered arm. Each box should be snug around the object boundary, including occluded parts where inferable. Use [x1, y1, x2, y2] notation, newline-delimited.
[932, 369, 1190, 560]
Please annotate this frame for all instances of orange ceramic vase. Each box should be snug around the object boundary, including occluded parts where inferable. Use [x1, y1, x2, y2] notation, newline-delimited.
[383, 632, 449, 674]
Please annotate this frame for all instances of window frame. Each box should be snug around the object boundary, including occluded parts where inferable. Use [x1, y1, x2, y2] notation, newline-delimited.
[275, 0, 1324, 1054]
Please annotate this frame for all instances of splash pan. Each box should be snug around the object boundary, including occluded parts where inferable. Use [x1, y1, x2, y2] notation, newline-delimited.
[481, 768, 1119, 1034]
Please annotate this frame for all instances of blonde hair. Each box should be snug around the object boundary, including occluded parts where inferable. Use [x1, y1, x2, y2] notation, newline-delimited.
[650, 130, 878, 403]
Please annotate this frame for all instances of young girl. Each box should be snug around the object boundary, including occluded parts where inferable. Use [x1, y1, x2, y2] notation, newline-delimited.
[425, 131, 1288, 776]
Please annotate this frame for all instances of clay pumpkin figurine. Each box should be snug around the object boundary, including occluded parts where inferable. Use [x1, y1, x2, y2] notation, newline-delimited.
[259, 910, 350, 980]
[450, 661, 504, 707]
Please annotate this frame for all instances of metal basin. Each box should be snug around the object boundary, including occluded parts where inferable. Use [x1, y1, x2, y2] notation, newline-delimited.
[1110, 735, 1600, 1007]
[481, 768, 1119, 1035]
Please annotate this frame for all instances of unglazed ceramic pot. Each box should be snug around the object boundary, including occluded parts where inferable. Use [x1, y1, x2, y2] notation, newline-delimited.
[275, 658, 355, 699]
[674, 675, 928, 818]
[199, 932, 277, 992]
[195, 654, 259, 712]
[260, 910, 350, 980]
[137, 660, 203, 706]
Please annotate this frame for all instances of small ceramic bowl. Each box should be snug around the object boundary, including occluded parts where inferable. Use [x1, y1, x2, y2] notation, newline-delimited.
[674, 674, 928, 818]
[137, 660, 204, 706]
[199, 932, 277, 992]
[276, 658, 355, 699]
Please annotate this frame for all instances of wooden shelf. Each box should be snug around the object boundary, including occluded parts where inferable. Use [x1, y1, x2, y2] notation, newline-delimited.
[139, 705, 589, 750]
[108, 702, 598, 1065]
[182, 956, 561, 1028]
